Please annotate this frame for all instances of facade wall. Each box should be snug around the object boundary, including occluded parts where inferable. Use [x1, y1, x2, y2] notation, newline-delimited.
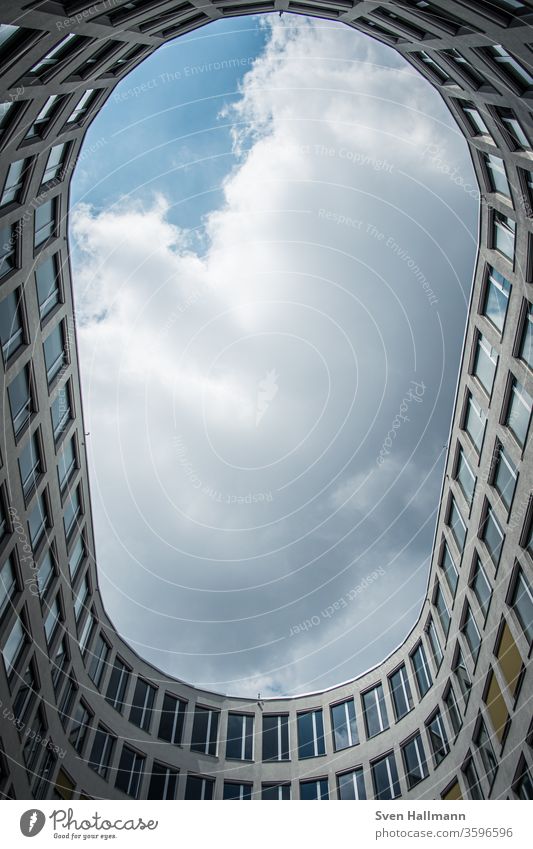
[0, 0, 532, 801]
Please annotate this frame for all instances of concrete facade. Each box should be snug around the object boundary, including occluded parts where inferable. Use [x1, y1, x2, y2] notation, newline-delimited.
[0, 0, 532, 801]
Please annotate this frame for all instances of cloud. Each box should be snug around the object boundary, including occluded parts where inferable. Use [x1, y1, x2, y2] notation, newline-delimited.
[70, 15, 476, 695]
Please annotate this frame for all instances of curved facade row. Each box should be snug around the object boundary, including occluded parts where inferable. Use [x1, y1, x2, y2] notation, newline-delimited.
[0, 0, 532, 801]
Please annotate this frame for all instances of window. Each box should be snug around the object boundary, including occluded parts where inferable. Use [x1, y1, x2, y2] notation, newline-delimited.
[0, 555, 17, 619]
[68, 701, 92, 754]
[462, 603, 482, 660]
[519, 300, 532, 370]
[492, 442, 517, 511]
[28, 491, 48, 550]
[106, 657, 130, 714]
[473, 332, 498, 395]
[426, 710, 449, 765]
[148, 763, 178, 800]
[297, 709, 325, 759]
[25, 95, 63, 139]
[416, 50, 450, 84]
[521, 168, 533, 216]
[514, 760, 533, 799]
[34, 198, 58, 248]
[43, 322, 67, 384]
[24, 709, 47, 771]
[463, 755, 484, 799]
[411, 642, 433, 697]
[496, 620, 524, 696]
[43, 595, 61, 645]
[107, 44, 146, 75]
[261, 783, 291, 800]
[129, 678, 156, 732]
[1, 226, 19, 291]
[456, 447, 476, 505]
[262, 714, 289, 761]
[191, 705, 219, 756]
[73, 39, 122, 78]
[426, 617, 444, 669]
[66, 89, 96, 124]
[300, 778, 328, 800]
[226, 713, 253, 760]
[433, 582, 451, 636]
[483, 152, 510, 197]
[2, 615, 26, 677]
[51, 637, 69, 693]
[389, 665, 413, 721]
[42, 142, 69, 184]
[0, 216, 17, 280]
[12, 661, 37, 727]
[0, 748, 8, 789]
[484, 669, 510, 742]
[33, 749, 57, 799]
[74, 573, 91, 624]
[448, 496, 467, 553]
[496, 106, 531, 151]
[482, 504, 504, 565]
[441, 47, 487, 88]
[440, 541, 459, 596]
[402, 733, 428, 789]
[51, 381, 73, 442]
[54, 768, 75, 800]
[375, 6, 430, 38]
[28, 33, 88, 79]
[36, 254, 61, 320]
[463, 391, 486, 452]
[471, 556, 492, 618]
[0, 497, 7, 544]
[58, 435, 77, 492]
[222, 781, 252, 800]
[0, 158, 29, 206]
[86, 633, 109, 687]
[492, 210, 515, 262]
[0, 288, 24, 361]
[509, 567, 533, 642]
[474, 718, 498, 785]
[484, 44, 533, 90]
[482, 266, 510, 333]
[371, 752, 401, 800]
[331, 698, 359, 749]
[0, 100, 15, 137]
[115, 746, 144, 798]
[58, 675, 77, 725]
[8, 365, 33, 437]
[39, 550, 58, 602]
[362, 683, 389, 737]
[461, 102, 490, 136]
[78, 611, 95, 656]
[337, 767, 366, 800]
[185, 775, 214, 800]
[444, 684, 462, 736]
[158, 693, 186, 744]
[107, 0, 172, 25]
[68, 533, 85, 581]
[505, 377, 531, 446]
[63, 485, 82, 539]
[18, 431, 42, 499]
[88, 726, 116, 779]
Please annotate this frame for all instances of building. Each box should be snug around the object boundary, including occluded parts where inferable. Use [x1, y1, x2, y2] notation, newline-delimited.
[0, 0, 532, 801]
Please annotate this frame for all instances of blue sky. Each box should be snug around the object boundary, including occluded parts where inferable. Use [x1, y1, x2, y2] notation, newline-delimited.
[69, 14, 478, 697]
[71, 17, 269, 235]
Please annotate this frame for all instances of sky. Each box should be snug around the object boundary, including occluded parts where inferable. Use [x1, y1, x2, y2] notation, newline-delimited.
[69, 14, 478, 697]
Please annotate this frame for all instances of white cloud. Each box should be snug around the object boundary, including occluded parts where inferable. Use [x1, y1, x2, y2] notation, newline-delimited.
[70, 15, 476, 695]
